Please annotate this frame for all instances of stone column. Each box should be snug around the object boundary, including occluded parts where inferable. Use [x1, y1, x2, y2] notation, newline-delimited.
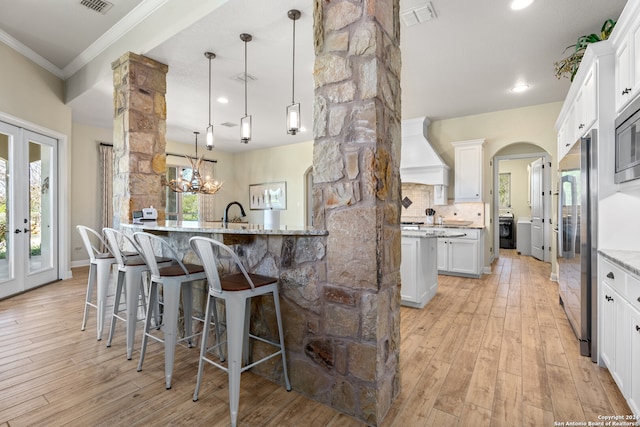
[111, 52, 168, 227]
[310, 0, 402, 424]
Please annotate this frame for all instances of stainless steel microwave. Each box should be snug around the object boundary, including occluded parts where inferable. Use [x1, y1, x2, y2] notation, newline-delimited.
[615, 96, 640, 184]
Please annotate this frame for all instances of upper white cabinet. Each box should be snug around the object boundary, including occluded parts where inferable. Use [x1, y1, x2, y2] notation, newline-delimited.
[452, 139, 485, 203]
[555, 41, 615, 163]
[611, 0, 640, 113]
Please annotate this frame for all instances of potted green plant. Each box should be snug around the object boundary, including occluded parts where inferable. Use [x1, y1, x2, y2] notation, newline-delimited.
[554, 19, 616, 81]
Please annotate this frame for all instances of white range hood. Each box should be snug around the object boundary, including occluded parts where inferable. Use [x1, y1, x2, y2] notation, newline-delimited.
[400, 117, 450, 186]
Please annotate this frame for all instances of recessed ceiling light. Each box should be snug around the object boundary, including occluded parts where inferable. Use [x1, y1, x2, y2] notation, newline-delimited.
[217, 97, 229, 104]
[511, 83, 530, 93]
[510, 0, 534, 10]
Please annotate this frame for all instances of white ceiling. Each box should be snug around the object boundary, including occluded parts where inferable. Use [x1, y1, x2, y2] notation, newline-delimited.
[0, 0, 628, 153]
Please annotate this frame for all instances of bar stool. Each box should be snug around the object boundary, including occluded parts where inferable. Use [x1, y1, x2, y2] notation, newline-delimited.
[103, 228, 172, 360]
[133, 231, 207, 389]
[76, 225, 117, 341]
[189, 236, 291, 427]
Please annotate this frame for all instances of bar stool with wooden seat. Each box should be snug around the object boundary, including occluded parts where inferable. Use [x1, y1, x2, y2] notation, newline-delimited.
[133, 231, 207, 390]
[77, 225, 117, 341]
[103, 228, 172, 360]
[189, 236, 291, 427]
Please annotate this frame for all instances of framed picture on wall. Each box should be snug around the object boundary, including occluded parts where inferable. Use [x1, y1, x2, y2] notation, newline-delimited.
[249, 181, 287, 210]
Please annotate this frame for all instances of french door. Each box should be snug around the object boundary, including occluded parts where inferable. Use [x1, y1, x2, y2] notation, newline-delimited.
[0, 121, 58, 298]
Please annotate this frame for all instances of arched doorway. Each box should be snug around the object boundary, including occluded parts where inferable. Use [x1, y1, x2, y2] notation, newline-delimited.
[493, 143, 552, 264]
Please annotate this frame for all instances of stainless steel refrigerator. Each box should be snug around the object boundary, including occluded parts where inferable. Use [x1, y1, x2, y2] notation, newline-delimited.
[557, 129, 598, 362]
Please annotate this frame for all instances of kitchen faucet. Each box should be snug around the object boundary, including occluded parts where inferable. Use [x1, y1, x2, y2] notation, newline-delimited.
[223, 201, 246, 225]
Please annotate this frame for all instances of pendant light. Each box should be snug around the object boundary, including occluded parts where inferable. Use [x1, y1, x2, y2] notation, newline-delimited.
[240, 33, 252, 144]
[286, 9, 301, 135]
[204, 51, 215, 150]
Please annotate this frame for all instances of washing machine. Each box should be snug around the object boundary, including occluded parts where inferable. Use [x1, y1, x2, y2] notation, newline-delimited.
[499, 212, 515, 249]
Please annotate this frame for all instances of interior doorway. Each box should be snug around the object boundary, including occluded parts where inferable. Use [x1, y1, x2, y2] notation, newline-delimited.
[493, 148, 552, 263]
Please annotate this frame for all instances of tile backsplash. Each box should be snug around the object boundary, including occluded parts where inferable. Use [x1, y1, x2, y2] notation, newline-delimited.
[401, 183, 485, 227]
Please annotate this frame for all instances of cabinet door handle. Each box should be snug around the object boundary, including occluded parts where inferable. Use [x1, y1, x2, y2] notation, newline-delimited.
[565, 143, 570, 147]
[637, 296, 640, 303]
[636, 325, 640, 333]
[605, 295, 613, 302]
[623, 88, 631, 95]
[578, 124, 585, 130]
[606, 272, 615, 279]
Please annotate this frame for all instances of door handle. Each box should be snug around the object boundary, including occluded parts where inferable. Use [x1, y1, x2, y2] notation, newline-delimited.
[23, 228, 30, 233]
[636, 325, 640, 333]
[605, 295, 613, 302]
[14, 229, 22, 234]
[606, 272, 615, 279]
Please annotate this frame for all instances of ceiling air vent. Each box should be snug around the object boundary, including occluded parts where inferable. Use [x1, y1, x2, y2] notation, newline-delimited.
[80, 0, 114, 14]
[232, 72, 257, 84]
[401, 1, 437, 27]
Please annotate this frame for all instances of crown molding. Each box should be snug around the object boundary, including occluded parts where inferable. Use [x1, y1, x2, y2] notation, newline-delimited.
[0, 29, 64, 79]
[62, 0, 170, 79]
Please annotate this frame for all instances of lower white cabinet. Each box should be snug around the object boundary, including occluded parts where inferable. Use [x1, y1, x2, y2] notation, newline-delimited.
[629, 306, 640, 416]
[599, 256, 640, 417]
[401, 236, 437, 309]
[601, 280, 628, 393]
[436, 228, 483, 278]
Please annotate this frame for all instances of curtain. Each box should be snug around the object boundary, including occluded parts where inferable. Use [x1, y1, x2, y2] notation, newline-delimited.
[198, 160, 217, 221]
[99, 143, 113, 230]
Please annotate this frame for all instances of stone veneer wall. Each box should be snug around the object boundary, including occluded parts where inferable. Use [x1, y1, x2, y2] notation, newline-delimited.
[111, 52, 168, 228]
[307, 0, 402, 424]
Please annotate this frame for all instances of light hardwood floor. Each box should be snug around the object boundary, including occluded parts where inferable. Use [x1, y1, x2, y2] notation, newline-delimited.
[0, 250, 633, 426]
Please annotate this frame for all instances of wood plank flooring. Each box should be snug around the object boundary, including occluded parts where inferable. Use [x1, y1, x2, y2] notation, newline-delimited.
[0, 250, 633, 426]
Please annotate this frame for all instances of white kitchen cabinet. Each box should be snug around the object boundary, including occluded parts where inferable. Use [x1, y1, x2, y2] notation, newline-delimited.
[629, 306, 640, 416]
[555, 41, 614, 163]
[436, 228, 483, 278]
[452, 139, 484, 202]
[601, 280, 628, 394]
[598, 255, 640, 417]
[400, 236, 437, 309]
[611, 0, 640, 112]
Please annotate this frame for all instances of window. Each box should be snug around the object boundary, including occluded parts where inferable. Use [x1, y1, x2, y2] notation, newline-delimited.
[499, 173, 511, 208]
[165, 165, 199, 221]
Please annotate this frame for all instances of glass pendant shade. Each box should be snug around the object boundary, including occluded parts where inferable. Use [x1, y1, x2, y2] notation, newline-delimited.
[241, 115, 252, 144]
[286, 102, 300, 135]
[206, 125, 214, 150]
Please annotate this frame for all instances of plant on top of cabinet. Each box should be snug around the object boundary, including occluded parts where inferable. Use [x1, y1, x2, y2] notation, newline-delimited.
[554, 18, 616, 81]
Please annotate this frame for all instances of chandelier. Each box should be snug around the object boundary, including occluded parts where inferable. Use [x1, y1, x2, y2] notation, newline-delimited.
[166, 131, 223, 194]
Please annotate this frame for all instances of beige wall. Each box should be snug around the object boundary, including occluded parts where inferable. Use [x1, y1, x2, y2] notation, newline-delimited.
[0, 41, 73, 276]
[0, 42, 71, 136]
[498, 158, 533, 221]
[69, 121, 312, 262]
[427, 101, 562, 271]
[232, 141, 313, 228]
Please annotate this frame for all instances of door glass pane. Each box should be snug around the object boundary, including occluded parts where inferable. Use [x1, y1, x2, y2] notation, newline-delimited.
[0, 133, 10, 280]
[28, 140, 53, 274]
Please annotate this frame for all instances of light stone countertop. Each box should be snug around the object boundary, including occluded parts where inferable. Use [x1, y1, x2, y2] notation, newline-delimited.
[122, 220, 328, 236]
[401, 230, 467, 238]
[598, 249, 640, 277]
